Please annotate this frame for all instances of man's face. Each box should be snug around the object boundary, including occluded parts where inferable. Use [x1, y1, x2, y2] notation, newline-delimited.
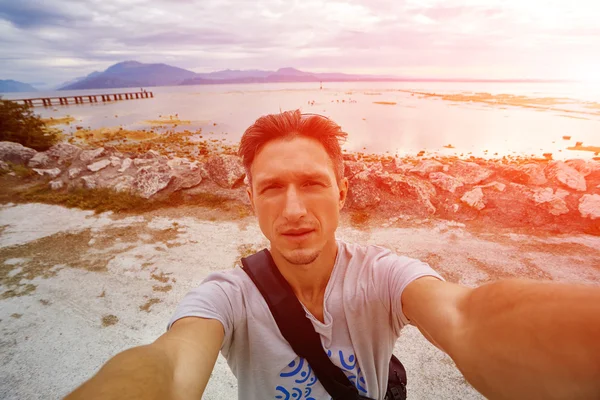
[247, 136, 348, 266]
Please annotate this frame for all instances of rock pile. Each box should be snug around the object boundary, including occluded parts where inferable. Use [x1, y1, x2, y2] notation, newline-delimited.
[1, 141, 599, 233]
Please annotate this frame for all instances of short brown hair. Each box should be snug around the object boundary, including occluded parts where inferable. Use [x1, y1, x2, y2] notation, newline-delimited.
[238, 109, 348, 185]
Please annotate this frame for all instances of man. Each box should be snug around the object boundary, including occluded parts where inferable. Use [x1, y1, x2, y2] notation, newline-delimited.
[66, 110, 600, 399]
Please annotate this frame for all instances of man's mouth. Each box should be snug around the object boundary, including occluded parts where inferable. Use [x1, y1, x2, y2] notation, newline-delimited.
[281, 228, 315, 241]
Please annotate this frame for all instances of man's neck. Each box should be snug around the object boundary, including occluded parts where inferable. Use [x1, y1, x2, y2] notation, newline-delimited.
[270, 239, 338, 306]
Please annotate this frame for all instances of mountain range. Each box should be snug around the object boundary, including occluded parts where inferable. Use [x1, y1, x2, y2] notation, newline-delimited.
[0, 80, 38, 93]
[58, 61, 400, 90]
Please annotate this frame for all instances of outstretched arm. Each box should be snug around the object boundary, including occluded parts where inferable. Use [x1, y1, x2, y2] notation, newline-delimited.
[65, 317, 224, 400]
[402, 277, 600, 400]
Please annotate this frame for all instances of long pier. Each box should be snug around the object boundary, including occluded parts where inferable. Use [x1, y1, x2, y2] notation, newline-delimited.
[13, 91, 154, 107]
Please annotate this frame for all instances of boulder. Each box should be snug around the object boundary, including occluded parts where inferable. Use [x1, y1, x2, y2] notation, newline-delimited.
[0, 160, 9, 171]
[344, 161, 366, 179]
[28, 152, 52, 168]
[134, 164, 172, 198]
[81, 176, 97, 189]
[0, 141, 37, 165]
[545, 161, 586, 191]
[87, 159, 111, 172]
[110, 156, 121, 168]
[32, 168, 61, 179]
[579, 194, 600, 220]
[168, 158, 203, 192]
[206, 155, 246, 188]
[108, 175, 135, 193]
[68, 167, 82, 179]
[49, 179, 64, 190]
[46, 143, 81, 164]
[118, 158, 132, 173]
[410, 160, 444, 176]
[502, 163, 547, 185]
[476, 181, 506, 192]
[565, 159, 592, 177]
[133, 158, 155, 167]
[429, 172, 463, 193]
[348, 170, 381, 209]
[461, 188, 485, 210]
[379, 173, 436, 214]
[392, 159, 414, 174]
[80, 148, 105, 163]
[532, 188, 569, 216]
[449, 160, 493, 185]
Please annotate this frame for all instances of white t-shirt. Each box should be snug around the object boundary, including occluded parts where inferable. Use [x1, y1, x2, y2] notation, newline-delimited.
[168, 240, 443, 400]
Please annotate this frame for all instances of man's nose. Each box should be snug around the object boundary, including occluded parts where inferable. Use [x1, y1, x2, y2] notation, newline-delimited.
[282, 186, 307, 221]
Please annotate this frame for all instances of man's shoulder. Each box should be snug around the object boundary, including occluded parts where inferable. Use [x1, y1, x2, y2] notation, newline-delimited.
[197, 266, 254, 292]
[338, 239, 400, 263]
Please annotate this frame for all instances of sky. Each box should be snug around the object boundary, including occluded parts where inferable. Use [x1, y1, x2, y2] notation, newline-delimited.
[1, 0, 599, 87]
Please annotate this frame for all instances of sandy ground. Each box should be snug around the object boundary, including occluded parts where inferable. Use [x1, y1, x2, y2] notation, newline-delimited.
[1, 203, 599, 400]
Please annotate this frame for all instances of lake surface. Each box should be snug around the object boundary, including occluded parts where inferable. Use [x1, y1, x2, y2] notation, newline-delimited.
[4, 81, 600, 159]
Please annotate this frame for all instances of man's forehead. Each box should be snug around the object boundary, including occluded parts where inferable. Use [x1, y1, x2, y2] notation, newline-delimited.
[253, 167, 332, 184]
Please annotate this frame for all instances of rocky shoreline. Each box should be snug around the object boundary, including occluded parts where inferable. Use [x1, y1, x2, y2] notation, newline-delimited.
[1, 140, 599, 234]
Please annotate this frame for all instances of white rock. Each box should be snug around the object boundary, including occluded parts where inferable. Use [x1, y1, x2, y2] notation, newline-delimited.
[0, 160, 9, 171]
[579, 194, 600, 220]
[109, 175, 135, 193]
[68, 167, 82, 179]
[429, 172, 463, 193]
[110, 156, 122, 168]
[28, 152, 52, 168]
[0, 141, 37, 164]
[545, 161, 586, 191]
[33, 168, 61, 179]
[118, 158, 132, 173]
[49, 180, 64, 190]
[532, 188, 569, 216]
[410, 160, 444, 176]
[461, 188, 485, 210]
[87, 159, 111, 172]
[79, 148, 105, 162]
[81, 176, 97, 189]
[476, 181, 506, 192]
[133, 158, 155, 167]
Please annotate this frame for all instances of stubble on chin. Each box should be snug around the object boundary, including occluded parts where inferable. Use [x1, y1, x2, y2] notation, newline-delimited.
[281, 248, 321, 265]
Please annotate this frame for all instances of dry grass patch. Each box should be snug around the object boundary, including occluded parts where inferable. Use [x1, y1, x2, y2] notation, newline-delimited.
[0, 229, 106, 299]
[139, 298, 161, 312]
[350, 211, 371, 228]
[152, 284, 172, 292]
[42, 116, 76, 126]
[102, 314, 119, 327]
[151, 272, 170, 283]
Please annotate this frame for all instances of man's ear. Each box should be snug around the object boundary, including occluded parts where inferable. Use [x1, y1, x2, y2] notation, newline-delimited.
[246, 186, 256, 214]
[338, 177, 349, 210]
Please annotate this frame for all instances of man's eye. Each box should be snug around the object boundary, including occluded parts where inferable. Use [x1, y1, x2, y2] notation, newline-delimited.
[305, 181, 322, 187]
[263, 185, 281, 192]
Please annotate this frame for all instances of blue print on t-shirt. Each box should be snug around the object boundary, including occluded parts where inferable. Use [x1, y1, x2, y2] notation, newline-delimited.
[274, 350, 367, 399]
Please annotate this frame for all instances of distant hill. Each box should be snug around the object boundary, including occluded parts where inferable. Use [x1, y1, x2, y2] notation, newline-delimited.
[56, 71, 102, 90]
[59, 61, 197, 90]
[56, 60, 564, 91]
[0, 80, 37, 93]
[180, 67, 386, 85]
[56, 61, 406, 90]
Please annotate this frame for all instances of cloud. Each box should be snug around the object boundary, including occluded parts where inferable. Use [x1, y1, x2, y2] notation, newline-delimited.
[0, 0, 598, 85]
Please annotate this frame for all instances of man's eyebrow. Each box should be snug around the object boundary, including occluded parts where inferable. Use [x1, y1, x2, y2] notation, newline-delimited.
[256, 172, 331, 188]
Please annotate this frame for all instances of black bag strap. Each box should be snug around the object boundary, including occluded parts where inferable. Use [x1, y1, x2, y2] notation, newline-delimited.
[241, 249, 371, 400]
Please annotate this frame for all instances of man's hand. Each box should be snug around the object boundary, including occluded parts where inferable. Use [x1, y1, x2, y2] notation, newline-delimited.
[402, 277, 600, 400]
[65, 317, 224, 400]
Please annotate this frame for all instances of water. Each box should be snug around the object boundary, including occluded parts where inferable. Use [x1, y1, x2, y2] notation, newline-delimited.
[3, 81, 600, 159]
